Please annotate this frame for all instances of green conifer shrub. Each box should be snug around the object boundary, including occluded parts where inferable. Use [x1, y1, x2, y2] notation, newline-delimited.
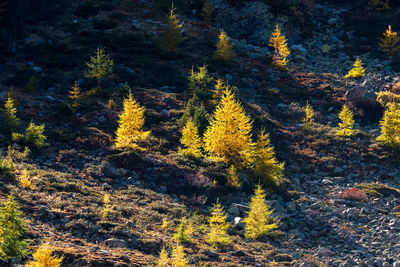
[0, 195, 27, 260]
[12, 122, 47, 149]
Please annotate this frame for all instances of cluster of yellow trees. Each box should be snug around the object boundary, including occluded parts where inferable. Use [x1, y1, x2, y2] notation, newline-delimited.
[157, 185, 277, 266]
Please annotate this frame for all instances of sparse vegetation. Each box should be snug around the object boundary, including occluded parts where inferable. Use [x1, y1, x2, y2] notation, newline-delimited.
[0, 195, 27, 260]
[269, 24, 290, 68]
[12, 122, 47, 148]
[336, 105, 354, 137]
[376, 102, 400, 147]
[114, 90, 150, 149]
[243, 185, 277, 240]
[344, 58, 365, 79]
[159, 5, 184, 53]
[84, 47, 114, 88]
[25, 243, 63, 267]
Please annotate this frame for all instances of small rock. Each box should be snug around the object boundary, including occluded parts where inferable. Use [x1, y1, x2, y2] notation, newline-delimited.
[328, 17, 338, 25]
[101, 161, 119, 178]
[105, 238, 127, 248]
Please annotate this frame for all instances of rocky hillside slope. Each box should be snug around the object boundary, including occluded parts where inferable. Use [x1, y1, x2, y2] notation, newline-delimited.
[1, 0, 400, 266]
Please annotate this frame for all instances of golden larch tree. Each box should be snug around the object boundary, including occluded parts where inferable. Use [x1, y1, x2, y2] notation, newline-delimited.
[379, 25, 400, 56]
[69, 82, 81, 108]
[269, 24, 290, 68]
[213, 30, 235, 62]
[336, 104, 354, 137]
[243, 185, 277, 240]
[179, 119, 203, 157]
[344, 58, 365, 79]
[170, 243, 189, 267]
[252, 130, 284, 185]
[159, 5, 184, 53]
[303, 102, 315, 131]
[376, 102, 400, 147]
[206, 201, 231, 248]
[26, 244, 63, 267]
[115, 91, 150, 149]
[203, 88, 254, 165]
[157, 247, 170, 267]
[84, 47, 114, 88]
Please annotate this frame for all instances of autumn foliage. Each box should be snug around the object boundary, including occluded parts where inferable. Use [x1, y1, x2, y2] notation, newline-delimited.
[203, 88, 253, 165]
[269, 24, 290, 68]
[379, 25, 400, 56]
[115, 91, 150, 149]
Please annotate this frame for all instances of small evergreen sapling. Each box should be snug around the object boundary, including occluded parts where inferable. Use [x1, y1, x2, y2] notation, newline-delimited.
[344, 58, 365, 79]
[84, 47, 114, 88]
[187, 65, 213, 99]
[12, 122, 47, 149]
[171, 243, 189, 267]
[179, 119, 203, 157]
[336, 105, 354, 137]
[213, 31, 235, 62]
[0, 95, 21, 135]
[303, 102, 315, 131]
[25, 243, 63, 267]
[0, 157, 15, 180]
[157, 247, 170, 267]
[159, 5, 184, 53]
[203, 88, 253, 165]
[115, 91, 150, 150]
[0, 195, 27, 260]
[376, 102, 400, 148]
[178, 97, 209, 135]
[379, 25, 400, 56]
[101, 193, 111, 220]
[243, 185, 277, 240]
[269, 24, 290, 68]
[173, 217, 191, 243]
[206, 201, 231, 248]
[252, 130, 284, 185]
[69, 82, 81, 108]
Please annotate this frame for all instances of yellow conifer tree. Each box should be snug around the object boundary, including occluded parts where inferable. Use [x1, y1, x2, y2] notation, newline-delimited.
[159, 5, 184, 53]
[69, 82, 80, 108]
[157, 247, 170, 267]
[206, 201, 231, 248]
[171, 243, 189, 267]
[303, 102, 315, 131]
[243, 185, 277, 240]
[115, 91, 150, 149]
[379, 25, 400, 56]
[203, 88, 254, 165]
[252, 130, 284, 185]
[344, 58, 365, 79]
[213, 30, 235, 62]
[268, 24, 290, 68]
[179, 119, 203, 157]
[19, 169, 32, 189]
[336, 104, 354, 137]
[25, 244, 63, 267]
[376, 102, 400, 147]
